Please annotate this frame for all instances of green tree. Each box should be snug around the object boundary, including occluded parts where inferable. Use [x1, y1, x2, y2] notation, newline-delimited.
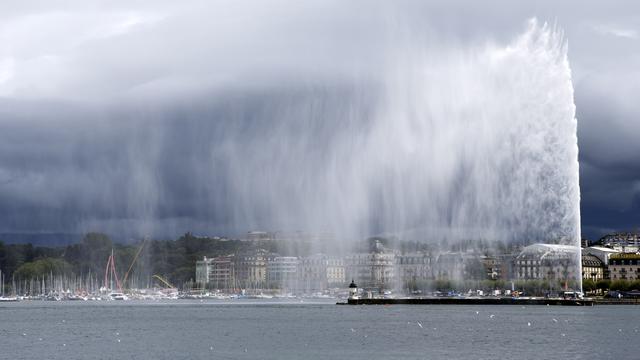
[610, 280, 630, 292]
[14, 258, 74, 280]
[582, 279, 596, 293]
[629, 280, 640, 291]
[596, 279, 610, 292]
[74, 233, 113, 275]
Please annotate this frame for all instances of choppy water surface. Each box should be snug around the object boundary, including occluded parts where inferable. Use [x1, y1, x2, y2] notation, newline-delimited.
[0, 300, 636, 359]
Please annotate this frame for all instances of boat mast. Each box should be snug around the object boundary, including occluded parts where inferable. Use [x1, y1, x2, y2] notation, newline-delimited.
[104, 249, 124, 293]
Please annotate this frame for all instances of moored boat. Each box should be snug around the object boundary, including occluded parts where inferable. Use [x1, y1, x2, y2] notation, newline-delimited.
[109, 292, 129, 301]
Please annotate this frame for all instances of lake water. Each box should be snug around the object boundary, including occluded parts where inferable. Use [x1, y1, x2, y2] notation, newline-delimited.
[0, 300, 637, 359]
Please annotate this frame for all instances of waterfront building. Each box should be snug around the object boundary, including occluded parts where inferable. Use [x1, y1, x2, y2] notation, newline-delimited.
[432, 251, 491, 281]
[235, 249, 275, 290]
[609, 253, 640, 281]
[494, 253, 518, 281]
[583, 246, 620, 266]
[583, 246, 620, 279]
[434, 252, 465, 280]
[481, 255, 501, 280]
[514, 244, 580, 284]
[581, 254, 605, 281]
[326, 257, 346, 287]
[299, 254, 328, 292]
[267, 256, 299, 290]
[395, 252, 432, 287]
[195, 256, 236, 290]
[195, 258, 208, 285]
[298, 255, 346, 292]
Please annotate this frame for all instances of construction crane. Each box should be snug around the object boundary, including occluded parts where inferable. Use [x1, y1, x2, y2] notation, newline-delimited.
[122, 237, 147, 288]
[153, 274, 175, 289]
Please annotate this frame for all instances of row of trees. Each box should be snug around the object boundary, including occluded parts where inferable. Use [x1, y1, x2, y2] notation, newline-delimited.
[404, 279, 583, 296]
[405, 278, 640, 296]
[583, 279, 640, 293]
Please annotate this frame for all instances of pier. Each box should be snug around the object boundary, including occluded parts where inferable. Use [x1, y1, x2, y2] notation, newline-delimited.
[338, 297, 594, 306]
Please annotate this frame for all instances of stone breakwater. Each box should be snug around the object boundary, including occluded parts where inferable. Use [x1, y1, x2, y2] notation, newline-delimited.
[338, 297, 594, 306]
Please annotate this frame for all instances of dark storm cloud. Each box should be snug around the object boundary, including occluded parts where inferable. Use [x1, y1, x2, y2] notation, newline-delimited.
[0, 0, 638, 241]
[576, 78, 640, 238]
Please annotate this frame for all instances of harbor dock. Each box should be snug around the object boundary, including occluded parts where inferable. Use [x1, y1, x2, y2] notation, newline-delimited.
[338, 297, 594, 306]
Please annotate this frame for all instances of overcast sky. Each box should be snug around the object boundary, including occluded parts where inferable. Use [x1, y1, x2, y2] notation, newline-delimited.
[0, 0, 638, 242]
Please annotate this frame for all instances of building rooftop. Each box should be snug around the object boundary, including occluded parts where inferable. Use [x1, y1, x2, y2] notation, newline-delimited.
[585, 246, 620, 253]
[581, 254, 604, 267]
[517, 243, 579, 260]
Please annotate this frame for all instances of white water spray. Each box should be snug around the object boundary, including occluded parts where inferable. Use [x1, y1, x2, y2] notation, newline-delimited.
[218, 19, 581, 289]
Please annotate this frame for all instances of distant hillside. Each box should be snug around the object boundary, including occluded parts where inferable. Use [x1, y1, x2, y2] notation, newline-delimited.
[0, 233, 84, 246]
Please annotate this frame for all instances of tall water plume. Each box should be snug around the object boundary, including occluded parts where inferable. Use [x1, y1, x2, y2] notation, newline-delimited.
[224, 22, 576, 232]
[211, 19, 582, 289]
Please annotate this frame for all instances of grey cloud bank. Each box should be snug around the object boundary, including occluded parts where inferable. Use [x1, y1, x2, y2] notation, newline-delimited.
[0, 0, 638, 242]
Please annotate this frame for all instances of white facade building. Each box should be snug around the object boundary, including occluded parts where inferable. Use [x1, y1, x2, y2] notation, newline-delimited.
[267, 257, 299, 290]
[326, 257, 345, 287]
[515, 244, 580, 284]
[395, 252, 432, 286]
[195, 256, 235, 290]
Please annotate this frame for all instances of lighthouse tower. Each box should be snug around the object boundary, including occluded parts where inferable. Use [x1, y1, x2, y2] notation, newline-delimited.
[348, 280, 359, 300]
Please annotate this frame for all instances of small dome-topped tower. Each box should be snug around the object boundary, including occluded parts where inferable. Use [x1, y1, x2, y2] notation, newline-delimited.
[348, 279, 359, 300]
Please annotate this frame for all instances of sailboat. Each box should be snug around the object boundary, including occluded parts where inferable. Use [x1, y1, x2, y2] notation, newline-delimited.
[101, 249, 129, 301]
[0, 270, 19, 302]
